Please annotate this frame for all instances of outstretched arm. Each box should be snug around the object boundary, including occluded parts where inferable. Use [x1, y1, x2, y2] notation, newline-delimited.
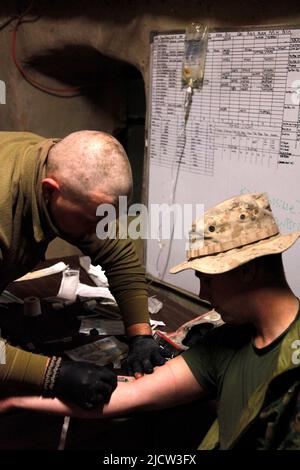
[0, 356, 207, 418]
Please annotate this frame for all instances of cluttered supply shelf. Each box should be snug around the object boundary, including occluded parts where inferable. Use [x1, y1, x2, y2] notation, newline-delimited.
[0, 255, 215, 450]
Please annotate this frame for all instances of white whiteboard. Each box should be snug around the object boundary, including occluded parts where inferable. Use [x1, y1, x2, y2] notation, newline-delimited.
[146, 28, 300, 296]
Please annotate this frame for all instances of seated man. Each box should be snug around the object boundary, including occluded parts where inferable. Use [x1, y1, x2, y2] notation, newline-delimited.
[2, 193, 300, 450]
[0, 130, 165, 410]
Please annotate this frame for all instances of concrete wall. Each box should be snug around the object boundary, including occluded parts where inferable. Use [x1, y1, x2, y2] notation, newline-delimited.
[0, 0, 299, 259]
[2, 0, 298, 140]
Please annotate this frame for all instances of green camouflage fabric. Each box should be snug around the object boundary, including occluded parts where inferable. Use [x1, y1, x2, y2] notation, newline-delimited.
[257, 378, 300, 450]
[279, 384, 300, 449]
[224, 369, 300, 450]
[199, 314, 300, 450]
[170, 193, 300, 275]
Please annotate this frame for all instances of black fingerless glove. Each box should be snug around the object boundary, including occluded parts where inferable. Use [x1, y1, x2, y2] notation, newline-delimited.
[127, 335, 166, 376]
[43, 358, 117, 410]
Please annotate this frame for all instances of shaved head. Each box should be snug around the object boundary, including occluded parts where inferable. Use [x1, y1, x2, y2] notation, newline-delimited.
[46, 130, 133, 203]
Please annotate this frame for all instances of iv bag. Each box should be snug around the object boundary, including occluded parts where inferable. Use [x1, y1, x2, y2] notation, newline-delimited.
[182, 23, 208, 88]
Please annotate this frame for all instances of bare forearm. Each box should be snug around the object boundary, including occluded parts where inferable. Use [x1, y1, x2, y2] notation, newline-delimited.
[126, 322, 152, 337]
[1, 357, 205, 418]
[1, 380, 158, 419]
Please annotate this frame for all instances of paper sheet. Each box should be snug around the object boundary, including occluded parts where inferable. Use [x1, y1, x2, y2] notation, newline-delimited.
[148, 296, 163, 314]
[150, 319, 166, 330]
[79, 256, 108, 287]
[14, 262, 68, 282]
[76, 283, 116, 302]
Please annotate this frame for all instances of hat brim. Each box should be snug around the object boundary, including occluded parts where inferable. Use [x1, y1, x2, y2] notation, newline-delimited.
[170, 232, 300, 275]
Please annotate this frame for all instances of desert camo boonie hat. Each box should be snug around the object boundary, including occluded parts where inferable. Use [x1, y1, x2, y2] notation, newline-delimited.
[170, 193, 300, 275]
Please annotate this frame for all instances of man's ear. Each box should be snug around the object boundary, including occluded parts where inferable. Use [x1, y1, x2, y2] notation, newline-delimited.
[41, 178, 60, 202]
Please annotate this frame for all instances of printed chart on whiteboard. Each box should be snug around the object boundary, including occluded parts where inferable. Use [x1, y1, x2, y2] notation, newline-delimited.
[147, 28, 300, 296]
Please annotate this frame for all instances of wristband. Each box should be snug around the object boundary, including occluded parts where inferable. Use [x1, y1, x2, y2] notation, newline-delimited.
[42, 356, 62, 397]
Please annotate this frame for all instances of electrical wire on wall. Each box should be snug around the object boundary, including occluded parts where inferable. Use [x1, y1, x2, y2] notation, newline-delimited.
[6, 0, 83, 97]
[154, 24, 208, 282]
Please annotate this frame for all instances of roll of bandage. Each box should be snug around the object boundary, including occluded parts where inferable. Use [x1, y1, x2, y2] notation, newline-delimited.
[24, 296, 42, 317]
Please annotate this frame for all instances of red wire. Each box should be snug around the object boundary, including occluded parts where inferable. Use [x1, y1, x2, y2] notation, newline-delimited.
[11, 23, 83, 96]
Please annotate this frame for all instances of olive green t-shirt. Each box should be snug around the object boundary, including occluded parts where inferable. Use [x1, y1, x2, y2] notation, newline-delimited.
[183, 310, 300, 449]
